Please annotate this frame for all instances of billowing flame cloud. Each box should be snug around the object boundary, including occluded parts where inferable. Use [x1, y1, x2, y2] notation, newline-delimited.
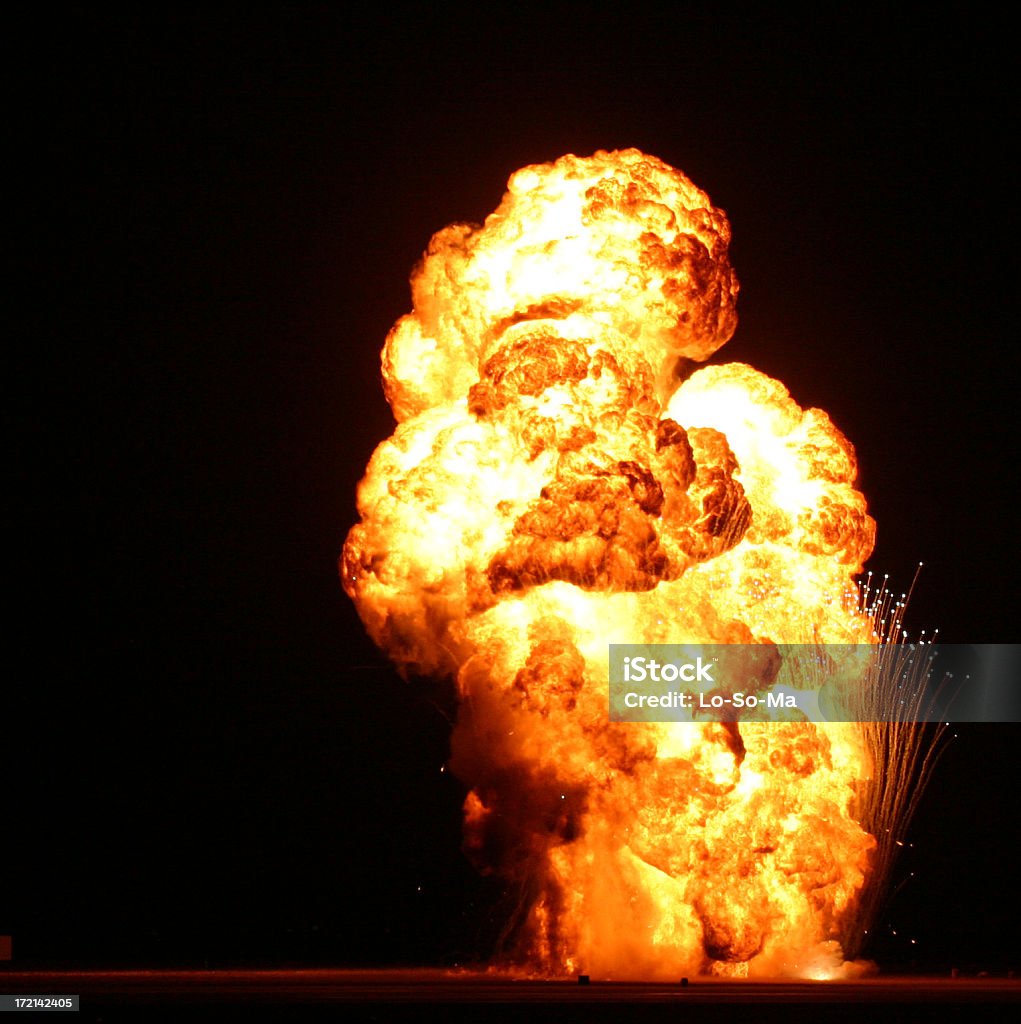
[342, 149, 880, 978]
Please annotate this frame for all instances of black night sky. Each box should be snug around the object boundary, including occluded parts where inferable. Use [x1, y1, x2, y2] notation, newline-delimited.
[9, 7, 1019, 974]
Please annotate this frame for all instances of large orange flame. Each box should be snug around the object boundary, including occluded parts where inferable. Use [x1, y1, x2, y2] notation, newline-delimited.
[342, 149, 882, 978]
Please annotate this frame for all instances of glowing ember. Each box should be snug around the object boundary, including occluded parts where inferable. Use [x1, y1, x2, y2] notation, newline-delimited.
[342, 149, 899, 978]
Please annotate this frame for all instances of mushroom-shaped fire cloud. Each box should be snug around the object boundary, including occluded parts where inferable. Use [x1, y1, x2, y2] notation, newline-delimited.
[342, 149, 880, 978]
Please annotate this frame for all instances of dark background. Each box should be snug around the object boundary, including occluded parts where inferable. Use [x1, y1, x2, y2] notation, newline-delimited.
[9, 7, 1018, 972]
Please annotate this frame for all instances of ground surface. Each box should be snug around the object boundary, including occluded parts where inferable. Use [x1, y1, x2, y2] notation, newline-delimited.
[2, 968, 1018, 1021]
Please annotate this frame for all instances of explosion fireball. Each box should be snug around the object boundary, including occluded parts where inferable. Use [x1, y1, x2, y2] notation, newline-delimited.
[342, 149, 905, 978]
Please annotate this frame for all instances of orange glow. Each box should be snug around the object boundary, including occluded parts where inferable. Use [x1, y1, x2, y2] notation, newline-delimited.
[341, 150, 885, 978]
